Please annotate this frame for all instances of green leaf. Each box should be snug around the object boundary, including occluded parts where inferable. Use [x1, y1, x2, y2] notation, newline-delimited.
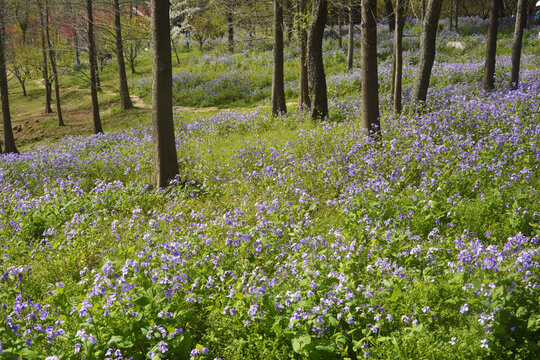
[292, 335, 312, 353]
[272, 320, 283, 337]
[133, 294, 152, 307]
[528, 315, 540, 332]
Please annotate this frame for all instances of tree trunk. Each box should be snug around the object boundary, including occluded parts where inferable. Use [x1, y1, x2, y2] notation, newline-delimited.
[422, 0, 426, 20]
[114, 0, 133, 110]
[272, 0, 287, 115]
[347, 0, 354, 70]
[45, 0, 64, 126]
[38, 1, 52, 114]
[307, 0, 328, 120]
[171, 38, 180, 64]
[412, 0, 443, 104]
[130, 56, 136, 74]
[0, 1, 18, 154]
[385, 0, 395, 31]
[393, 0, 405, 113]
[74, 31, 80, 66]
[227, 7, 234, 53]
[482, 0, 500, 91]
[361, 0, 380, 138]
[151, 0, 179, 188]
[449, 0, 454, 30]
[508, 0, 526, 90]
[338, 8, 343, 49]
[455, 0, 459, 30]
[298, 0, 310, 108]
[87, 0, 103, 134]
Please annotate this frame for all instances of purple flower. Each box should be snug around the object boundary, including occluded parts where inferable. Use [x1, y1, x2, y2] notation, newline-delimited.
[157, 341, 168, 353]
[480, 339, 488, 348]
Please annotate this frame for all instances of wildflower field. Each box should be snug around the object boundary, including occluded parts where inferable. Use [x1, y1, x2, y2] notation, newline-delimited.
[1, 18, 540, 359]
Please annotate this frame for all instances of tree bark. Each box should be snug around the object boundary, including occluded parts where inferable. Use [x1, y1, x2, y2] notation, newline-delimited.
[87, 0, 103, 134]
[385, 0, 395, 31]
[412, 0, 443, 104]
[393, 0, 405, 113]
[114, 0, 133, 110]
[307, 0, 328, 120]
[45, 0, 64, 126]
[151, 0, 179, 188]
[0, 0, 18, 154]
[508, 0, 526, 90]
[347, 0, 354, 70]
[272, 0, 287, 115]
[38, 0, 52, 114]
[338, 7, 343, 49]
[298, 0, 310, 109]
[422, 0, 426, 20]
[455, 0, 459, 30]
[449, 0, 454, 30]
[361, 0, 380, 138]
[482, 0, 500, 91]
[227, 7, 234, 53]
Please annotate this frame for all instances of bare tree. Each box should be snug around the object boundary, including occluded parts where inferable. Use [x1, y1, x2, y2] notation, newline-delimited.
[393, 0, 406, 113]
[384, 0, 395, 31]
[307, 0, 328, 120]
[226, 5, 234, 52]
[508, 0, 526, 90]
[37, 0, 52, 114]
[45, 0, 64, 126]
[114, 0, 134, 110]
[297, 0, 310, 108]
[0, 0, 18, 154]
[272, 0, 287, 115]
[347, 0, 354, 70]
[412, 0, 443, 104]
[152, 0, 179, 188]
[87, 0, 103, 134]
[361, 0, 380, 138]
[482, 0, 501, 91]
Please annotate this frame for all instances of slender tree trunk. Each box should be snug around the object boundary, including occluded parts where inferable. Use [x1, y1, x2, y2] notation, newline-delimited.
[412, 0, 443, 104]
[151, 0, 179, 188]
[45, 0, 64, 126]
[272, 0, 287, 115]
[508, 0, 526, 90]
[74, 31, 80, 66]
[347, 0, 354, 70]
[20, 81, 27, 97]
[449, 0, 454, 30]
[38, 1, 52, 114]
[171, 38, 180, 64]
[338, 8, 343, 49]
[393, 0, 405, 113]
[298, 0, 310, 108]
[114, 0, 133, 110]
[455, 0, 459, 30]
[307, 0, 328, 120]
[482, 0, 501, 91]
[0, 1, 18, 154]
[422, 0, 426, 20]
[87, 0, 103, 134]
[227, 7, 234, 53]
[361, 0, 380, 138]
[286, 0, 294, 44]
[385, 0, 395, 31]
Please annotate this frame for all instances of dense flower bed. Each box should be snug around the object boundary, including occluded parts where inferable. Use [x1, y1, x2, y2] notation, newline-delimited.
[1, 17, 540, 360]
